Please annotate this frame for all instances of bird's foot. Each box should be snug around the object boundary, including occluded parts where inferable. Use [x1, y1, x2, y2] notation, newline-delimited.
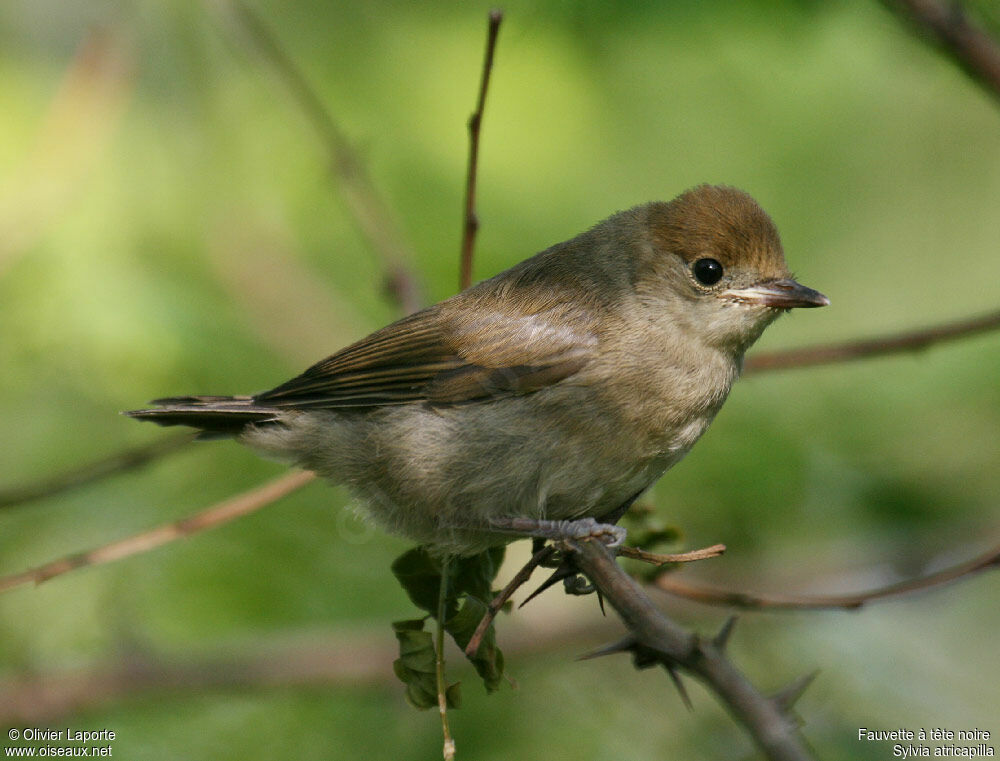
[488, 516, 626, 550]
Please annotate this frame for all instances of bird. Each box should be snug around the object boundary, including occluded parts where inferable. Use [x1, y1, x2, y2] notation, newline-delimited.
[127, 184, 828, 556]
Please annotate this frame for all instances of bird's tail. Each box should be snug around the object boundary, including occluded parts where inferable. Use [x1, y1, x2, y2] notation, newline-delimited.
[124, 395, 281, 438]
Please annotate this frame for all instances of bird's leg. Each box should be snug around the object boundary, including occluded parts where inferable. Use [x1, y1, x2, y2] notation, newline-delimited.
[491, 492, 645, 605]
[487, 516, 626, 549]
[487, 489, 642, 550]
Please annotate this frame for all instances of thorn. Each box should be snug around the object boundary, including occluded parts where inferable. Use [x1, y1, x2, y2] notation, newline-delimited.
[576, 635, 637, 661]
[664, 664, 693, 711]
[596, 588, 606, 616]
[713, 615, 738, 650]
[518, 565, 575, 608]
[771, 670, 819, 713]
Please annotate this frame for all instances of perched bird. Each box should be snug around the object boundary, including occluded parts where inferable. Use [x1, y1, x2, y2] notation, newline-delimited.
[128, 185, 827, 555]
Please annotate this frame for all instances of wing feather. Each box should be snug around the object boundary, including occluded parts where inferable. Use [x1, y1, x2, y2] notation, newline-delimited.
[255, 300, 596, 409]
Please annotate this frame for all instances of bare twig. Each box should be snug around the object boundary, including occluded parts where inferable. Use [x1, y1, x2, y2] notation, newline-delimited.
[436, 557, 455, 761]
[620, 542, 727, 566]
[217, 0, 423, 314]
[570, 539, 815, 761]
[0, 471, 315, 594]
[654, 539, 1000, 610]
[881, 0, 1000, 102]
[0, 433, 193, 510]
[459, 9, 503, 291]
[464, 544, 556, 658]
[745, 308, 1000, 373]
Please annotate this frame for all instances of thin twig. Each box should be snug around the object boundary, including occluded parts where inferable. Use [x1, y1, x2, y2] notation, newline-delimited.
[0, 471, 315, 594]
[218, 0, 423, 314]
[436, 556, 455, 761]
[459, 9, 503, 291]
[464, 544, 556, 658]
[0, 433, 193, 510]
[620, 543, 727, 566]
[745, 308, 1000, 373]
[571, 539, 815, 761]
[654, 539, 1000, 610]
[881, 0, 1000, 102]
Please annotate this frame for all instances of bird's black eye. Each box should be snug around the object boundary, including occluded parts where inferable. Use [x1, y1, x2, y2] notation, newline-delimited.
[692, 258, 724, 286]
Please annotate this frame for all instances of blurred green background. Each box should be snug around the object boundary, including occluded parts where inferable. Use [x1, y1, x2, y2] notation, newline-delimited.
[1, 1, 999, 759]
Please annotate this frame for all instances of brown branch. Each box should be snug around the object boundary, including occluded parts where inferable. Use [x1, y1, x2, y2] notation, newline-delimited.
[653, 538, 1000, 610]
[619, 542, 727, 565]
[218, 0, 423, 314]
[570, 539, 815, 761]
[0, 432, 193, 510]
[0, 470, 315, 594]
[745, 308, 1000, 373]
[881, 0, 1000, 103]
[458, 9, 503, 292]
[464, 544, 556, 658]
[463, 538, 727, 659]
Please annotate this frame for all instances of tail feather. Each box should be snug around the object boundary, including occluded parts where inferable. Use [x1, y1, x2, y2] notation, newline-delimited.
[124, 395, 281, 437]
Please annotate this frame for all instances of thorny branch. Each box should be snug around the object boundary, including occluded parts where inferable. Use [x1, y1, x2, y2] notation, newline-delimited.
[463, 540, 727, 658]
[459, 9, 503, 291]
[570, 538, 815, 761]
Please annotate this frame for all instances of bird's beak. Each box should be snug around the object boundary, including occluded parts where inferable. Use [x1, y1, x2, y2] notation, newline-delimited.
[721, 278, 829, 309]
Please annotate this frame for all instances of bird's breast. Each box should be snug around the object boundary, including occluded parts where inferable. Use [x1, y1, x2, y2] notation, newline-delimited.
[597, 337, 741, 462]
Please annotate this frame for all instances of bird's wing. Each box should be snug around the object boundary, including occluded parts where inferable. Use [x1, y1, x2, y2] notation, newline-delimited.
[254, 301, 597, 409]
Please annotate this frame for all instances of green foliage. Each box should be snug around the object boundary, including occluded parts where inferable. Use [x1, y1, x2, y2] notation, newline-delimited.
[391, 546, 506, 705]
[391, 619, 457, 710]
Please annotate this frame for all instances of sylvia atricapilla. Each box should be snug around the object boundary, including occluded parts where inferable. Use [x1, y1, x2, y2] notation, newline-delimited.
[127, 185, 828, 555]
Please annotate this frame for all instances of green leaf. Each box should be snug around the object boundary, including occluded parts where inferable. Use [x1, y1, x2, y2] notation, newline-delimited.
[391, 617, 428, 632]
[453, 545, 506, 601]
[391, 547, 447, 617]
[445, 682, 462, 709]
[391, 619, 438, 710]
[390, 545, 508, 703]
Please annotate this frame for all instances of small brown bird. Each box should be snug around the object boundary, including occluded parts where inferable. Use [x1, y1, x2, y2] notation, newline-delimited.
[128, 185, 827, 555]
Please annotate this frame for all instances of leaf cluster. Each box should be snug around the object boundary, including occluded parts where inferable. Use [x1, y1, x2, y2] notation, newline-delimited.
[390, 546, 506, 709]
